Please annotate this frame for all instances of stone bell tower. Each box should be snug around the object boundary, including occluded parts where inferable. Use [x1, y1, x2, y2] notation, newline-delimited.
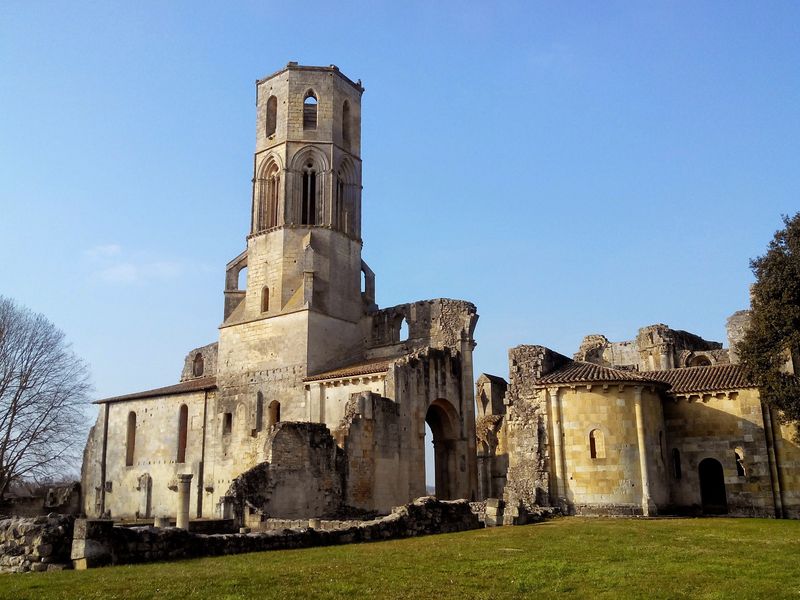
[216, 63, 373, 425]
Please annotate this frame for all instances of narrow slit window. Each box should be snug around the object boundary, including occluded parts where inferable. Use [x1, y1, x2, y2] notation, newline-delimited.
[223, 412, 232, 435]
[303, 92, 317, 130]
[266, 95, 277, 137]
[126, 412, 137, 466]
[342, 100, 351, 147]
[672, 448, 682, 479]
[176, 404, 188, 463]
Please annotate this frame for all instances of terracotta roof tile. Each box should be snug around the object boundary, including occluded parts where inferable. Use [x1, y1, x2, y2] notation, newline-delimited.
[536, 361, 654, 385]
[304, 357, 391, 382]
[643, 364, 755, 394]
[95, 376, 217, 404]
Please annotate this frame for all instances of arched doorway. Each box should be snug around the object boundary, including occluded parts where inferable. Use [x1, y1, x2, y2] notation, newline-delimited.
[699, 458, 728, 515]
[425, 399, 460, 500]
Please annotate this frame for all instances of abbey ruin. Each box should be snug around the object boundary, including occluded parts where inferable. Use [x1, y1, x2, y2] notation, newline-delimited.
[80, 63, 800, 530]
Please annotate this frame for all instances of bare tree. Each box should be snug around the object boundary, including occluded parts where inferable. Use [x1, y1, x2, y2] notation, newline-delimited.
[0, 296, 91, 500]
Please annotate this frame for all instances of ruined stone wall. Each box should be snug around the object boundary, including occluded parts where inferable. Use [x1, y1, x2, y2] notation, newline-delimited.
[180, 342, 218, 381]
[575, 325, 728, 371]
[0, 515, 74, 573]
[335, 392, 402, 512]
[224, 422, 344, 520]
[366, 299, 477, 357]
[498, 346, 570, 512]
[726, 310, 752, 364]
[70, 497, 480, 570]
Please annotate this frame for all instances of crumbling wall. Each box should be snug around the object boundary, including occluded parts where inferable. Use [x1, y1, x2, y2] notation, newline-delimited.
[367, 298, 477, 354]
[335, 392, 402, 512]
[1, 484, 81, 518]
[575, 324, 728, 371]
[180, 342, 218, 381]
[501, 346, 567, 512]
[70, 497, 480, 569]
[726, 310, 752, 364]
[0, 515, 74, 573]
[224, 422, 345, 521]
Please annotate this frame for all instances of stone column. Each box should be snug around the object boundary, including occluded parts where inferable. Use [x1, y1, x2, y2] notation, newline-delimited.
[176, 474, 193, 530]
[633, 387, 655, 516]
[548, 387, 566, 503]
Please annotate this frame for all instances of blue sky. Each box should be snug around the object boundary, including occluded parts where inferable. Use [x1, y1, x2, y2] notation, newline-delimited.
[1, 2, 798, 480]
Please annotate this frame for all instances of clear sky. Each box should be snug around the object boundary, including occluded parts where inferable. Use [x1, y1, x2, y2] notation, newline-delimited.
[1, 2, 798, 484]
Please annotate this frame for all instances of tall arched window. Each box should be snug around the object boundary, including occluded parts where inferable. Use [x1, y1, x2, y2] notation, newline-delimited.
[193, 353, 204, 377]
[257, 161, 280, 231]
[261, 286, 270, 313]
[266, 95, 277, 137]
[126, 412, 137, 466]
[176, 404, 188, 463]
[589, 429, 605, 459]
[301, 162, 317, 225]
[254, 392, 264, 435]
[342, 100, 351, 148]
[303, 91, 317, 130]
[672, 448, 682, 479]
[268, 400, 281, 428]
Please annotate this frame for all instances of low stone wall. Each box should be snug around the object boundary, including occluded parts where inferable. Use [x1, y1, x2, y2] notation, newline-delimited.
[71, 497, 480, 569]
[0, 514, 74, 573]
[258, 518, 365, 532]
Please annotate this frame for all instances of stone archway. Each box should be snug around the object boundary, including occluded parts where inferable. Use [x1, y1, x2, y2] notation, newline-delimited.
[425, 399, 460, 500]
[699, 458, 728, 515]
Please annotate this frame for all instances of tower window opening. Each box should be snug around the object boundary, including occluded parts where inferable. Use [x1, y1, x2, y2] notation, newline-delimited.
[589, 429, 605, 459]
[268, 400, 281, 428]
[193, 353, 204, 377]
[223, 412, 232, 435]
[303, 92, 317, 130]
[735, 448, 746, 477]
[266, 95, 277, 137]
[176, 404, 188, 463]
[126, 412, 137, 467]
[258, 164, 280, 231]
[301, 164, 317, 225]
[336, 176, 345, 230]
[254, 392, 264, 436]
[342, 100, 351, 147]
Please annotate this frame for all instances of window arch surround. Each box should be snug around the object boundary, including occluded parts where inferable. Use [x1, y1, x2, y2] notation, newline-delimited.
[303, 90, 318, 130]
[255, 155, 283, 232]
[290, 147, 329, 226]
[335, 156, 357, 234]
[589, 428, 606, 459]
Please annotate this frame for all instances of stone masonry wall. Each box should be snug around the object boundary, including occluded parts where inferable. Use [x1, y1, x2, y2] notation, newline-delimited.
[71, 497, 480, 569]
[0, 515, 74, 573]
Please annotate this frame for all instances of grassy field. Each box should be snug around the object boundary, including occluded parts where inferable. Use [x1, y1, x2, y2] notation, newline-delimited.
[2, 517, 799, 599]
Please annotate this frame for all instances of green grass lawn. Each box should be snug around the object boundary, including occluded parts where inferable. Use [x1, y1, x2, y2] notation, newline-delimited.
[2, 517, 800, 599]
